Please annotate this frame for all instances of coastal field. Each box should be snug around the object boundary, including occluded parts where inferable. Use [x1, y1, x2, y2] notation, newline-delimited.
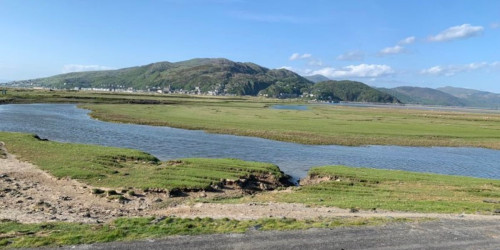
[3, 88, 500, 150]
[1, 132, 498, 215]
[1, 131, 499, 248]
[234, 166, 500, 214]
[82, 100, 500, 149]
[0, 132, 286, 192]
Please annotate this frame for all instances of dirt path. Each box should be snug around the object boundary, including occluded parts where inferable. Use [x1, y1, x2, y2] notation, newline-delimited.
[0, 153, 163, 223]
[162, 202, 500, 221]
[1, 152, 498, 224]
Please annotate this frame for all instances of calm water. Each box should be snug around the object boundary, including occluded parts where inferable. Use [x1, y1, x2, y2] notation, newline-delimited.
[271, 105, 308, 111]
[0, 104, 499, 180]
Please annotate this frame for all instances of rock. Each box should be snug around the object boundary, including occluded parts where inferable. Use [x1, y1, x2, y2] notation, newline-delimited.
[154, 198, 163, 203]
[350, 207, 359, 213]
[494, 209, 500, 214]
[59, 196, 72, 201]
[151, 216, 167, 224]
[483, 199, 500, 204]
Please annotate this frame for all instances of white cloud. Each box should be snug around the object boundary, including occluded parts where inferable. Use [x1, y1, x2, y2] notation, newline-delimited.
[311, 64, 394, 78]
[336, 50, 364, 61]
[398, 36, 416, 45]
[289, 53, 312, 61]
[428, 24, 484, 42]
[307, 59, 323, 66]
[62, 64, 114, 73]
[378, 45, 404, 55]
[491, 22, 500, 29]
[420, 62, 490, 76]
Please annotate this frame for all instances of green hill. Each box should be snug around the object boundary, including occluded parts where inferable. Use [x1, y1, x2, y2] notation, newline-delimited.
[312, 80, 399, 103]
[379, 86, 466, 106]
[14, 58, 313, 97]
[438, 86, 500, 108]
[304, 74, 330, 83]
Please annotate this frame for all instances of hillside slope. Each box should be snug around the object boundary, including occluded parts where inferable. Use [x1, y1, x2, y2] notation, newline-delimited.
[12, 58, 313, 97]
[304, 74, 330, 83]
[438, 86, 500, 108]
[313, 80, 399, 103]
[379, 86, 466, 106]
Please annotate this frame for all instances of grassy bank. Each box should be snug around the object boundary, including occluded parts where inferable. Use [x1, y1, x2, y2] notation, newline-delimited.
[0, 132, 286, 191]
[0, 88, 284, 105]
[0, 217, 407, 249]
[238, 166, 500, 214]
[3, 88, 500, 149]
[81, 102, 500, 149]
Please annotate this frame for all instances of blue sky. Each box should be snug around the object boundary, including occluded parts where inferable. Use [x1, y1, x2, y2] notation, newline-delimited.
[1, 0, 499, 92]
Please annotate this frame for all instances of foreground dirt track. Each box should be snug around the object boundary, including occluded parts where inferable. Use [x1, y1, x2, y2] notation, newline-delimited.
[50, 219, 500, 250]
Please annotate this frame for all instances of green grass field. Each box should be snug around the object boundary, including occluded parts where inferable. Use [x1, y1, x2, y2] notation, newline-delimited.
[0, 216, 406, 249]
[3, 88, 500, 149]
[81, 102, 500, 149]
[239, 166, 500, 214]
[0, 132, 285, 191]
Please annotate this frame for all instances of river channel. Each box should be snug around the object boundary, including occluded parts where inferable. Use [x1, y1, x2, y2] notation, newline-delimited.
[0, 104, 498, 181]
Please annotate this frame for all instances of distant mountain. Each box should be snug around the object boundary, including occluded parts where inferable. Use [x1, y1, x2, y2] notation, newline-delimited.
[438, 86, 500, 108]
[313, 80, 399, 103]
[379, 86, 466, 106]
[304, 74, 330, 83]
[11, 58, 313, 97]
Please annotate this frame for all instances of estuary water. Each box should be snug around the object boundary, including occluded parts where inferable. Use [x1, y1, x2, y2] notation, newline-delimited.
[0, 104, 499, 180]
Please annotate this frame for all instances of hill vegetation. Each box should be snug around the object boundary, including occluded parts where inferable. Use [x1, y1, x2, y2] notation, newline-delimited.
[11, 58, 313, 97]
[312, 80, 399, 103]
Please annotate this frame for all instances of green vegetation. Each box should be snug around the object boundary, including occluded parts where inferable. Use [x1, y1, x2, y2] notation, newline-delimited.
[244, 166, 500, 214]
[312, 80, 399, 103]
[82, 100, 500, 149]
[0, 132, 285, 191]
[8, 58, 313, 97]
[0, 216, 408, 248]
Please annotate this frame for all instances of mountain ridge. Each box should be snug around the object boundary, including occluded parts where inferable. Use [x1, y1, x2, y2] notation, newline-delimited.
[9, 58, 313, 97]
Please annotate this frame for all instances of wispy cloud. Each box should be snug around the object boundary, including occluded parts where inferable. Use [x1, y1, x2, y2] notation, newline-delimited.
[336, 50, 364, 61]
[378, 36, 414, 56]
[307, 59, 323, 66]
[62, 64, 114, 73]
[420, 62, 492, 76]
[428, 24, 484, 42]
[398, 36, 416, 45]
[289, 53, 312, 61]
[378, 45, 404, 56]
[491, 22, 500, 29]
[311, 64, 394, 78]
